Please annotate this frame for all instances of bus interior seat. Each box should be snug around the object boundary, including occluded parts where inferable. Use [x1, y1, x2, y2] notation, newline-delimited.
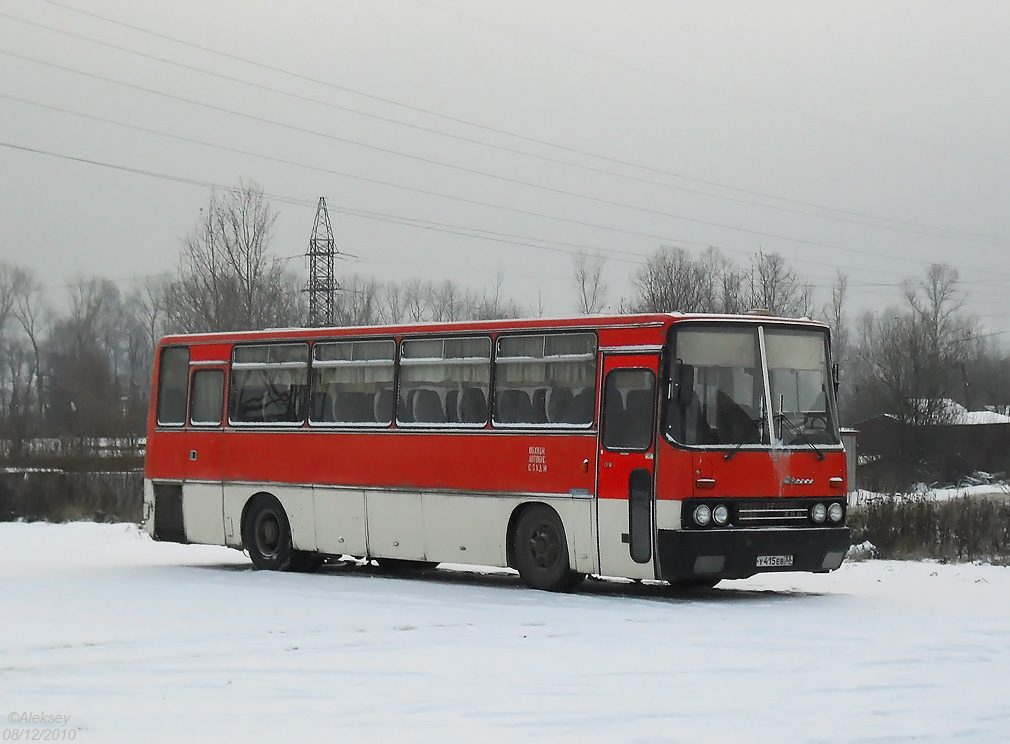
[715, 390, 759, 443]
[531, 388, 549, 423]
[318, 383, 339, 422]
[684, 391, 717, 445]
[413, 389, 446, 423]
[623, 388, 654, 445]
[374, 387, 394, 424]
[545, 387, 573, 424]
[562, 389, 594, 424]
[497, 388, 536, 424]
[458, 387, 487, 424]
[625, 389, 653, 421]
[445, 389, 460, 423]
[334, 391, 373, 423]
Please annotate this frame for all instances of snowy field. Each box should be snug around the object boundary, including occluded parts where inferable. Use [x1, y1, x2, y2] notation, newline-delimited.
[2, 523, 1009, 744]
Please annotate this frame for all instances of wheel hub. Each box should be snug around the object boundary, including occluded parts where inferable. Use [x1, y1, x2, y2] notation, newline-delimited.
[529, 524, 559, 568]
[256, 514, 280, 555]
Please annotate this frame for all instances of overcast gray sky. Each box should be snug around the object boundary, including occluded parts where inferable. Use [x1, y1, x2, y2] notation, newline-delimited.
[2, 0, 1009, 334]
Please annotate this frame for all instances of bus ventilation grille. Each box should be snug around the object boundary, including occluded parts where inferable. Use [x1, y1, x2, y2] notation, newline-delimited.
[735, 500, 810, 526]
[153, 483, 187, 544]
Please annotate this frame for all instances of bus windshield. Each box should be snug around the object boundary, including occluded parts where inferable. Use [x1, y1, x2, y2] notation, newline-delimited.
[664, 324, 839, 448]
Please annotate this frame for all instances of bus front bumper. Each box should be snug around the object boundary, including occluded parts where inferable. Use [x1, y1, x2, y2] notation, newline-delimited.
[656, 526, 851, 581]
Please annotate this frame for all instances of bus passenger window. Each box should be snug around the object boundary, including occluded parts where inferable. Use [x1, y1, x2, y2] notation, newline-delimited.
[310, 340, 395, 426]
[398, 336, 490, 427]
[156, 346, 189, 426]
[190, 369, 224, 426]
[230, 343, 309, 425]
[494, 333, 597, 427]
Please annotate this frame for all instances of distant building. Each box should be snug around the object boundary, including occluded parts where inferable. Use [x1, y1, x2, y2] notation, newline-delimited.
[855, 400, 1010, 488]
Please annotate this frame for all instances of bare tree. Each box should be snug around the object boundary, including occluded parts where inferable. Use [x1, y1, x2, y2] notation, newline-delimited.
[628, 246, 716, 313]
[133, 276, 170, 351]
[825, 270, 853, 419]
[42, 278, 125, 439]
[467, 272, 521, 320]
[166, 181, 303, 332]
[0, 262, 16, 332]
[403, 279, 429, 323]
[903, 263, 978, 363]
[11, 267, 49, 420]
[1, 338, 35, 454]
[332, 274, 382, 327]
[744, 251, 813, 317]
[379, 282, 405, 325]
[850, 264, 980, 427]
[429, 279, 466, 322]
[573, 252, 608, 314]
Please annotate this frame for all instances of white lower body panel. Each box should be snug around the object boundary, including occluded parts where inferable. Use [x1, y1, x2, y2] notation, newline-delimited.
[209, 481, 597, 573]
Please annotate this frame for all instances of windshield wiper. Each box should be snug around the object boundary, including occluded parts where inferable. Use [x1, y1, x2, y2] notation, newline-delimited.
[724, 415, 766, 461]
[776, 413, 826, 461]
[723, 438, 748, 461]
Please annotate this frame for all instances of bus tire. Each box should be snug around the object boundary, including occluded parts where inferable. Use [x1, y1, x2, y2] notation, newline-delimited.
[243, 494, 295, 571]
[514, 505, 583, 592]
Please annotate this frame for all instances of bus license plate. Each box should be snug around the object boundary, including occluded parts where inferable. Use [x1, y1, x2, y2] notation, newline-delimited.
[756, 554, 794, 568]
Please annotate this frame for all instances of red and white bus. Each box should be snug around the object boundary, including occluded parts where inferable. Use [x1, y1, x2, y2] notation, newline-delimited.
[143, 312, 850, 591]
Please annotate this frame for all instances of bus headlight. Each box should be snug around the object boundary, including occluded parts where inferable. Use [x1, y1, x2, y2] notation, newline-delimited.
[693, 504, 712, 527]
[712, 504, 730, 525]
[811, 503, 827, 524]
[828, 502, 844, 523]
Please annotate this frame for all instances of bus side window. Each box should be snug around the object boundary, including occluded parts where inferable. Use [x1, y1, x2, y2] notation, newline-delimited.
[398, 336, 490, 427]
[494, 333, 597, 427]
[156, 346, 190, 426]
[231, 343, 309, 425]
[190, 369, 225, 426]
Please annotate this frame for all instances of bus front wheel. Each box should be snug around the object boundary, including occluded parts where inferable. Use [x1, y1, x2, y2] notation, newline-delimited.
[243, 494, 296, 571]
[514, 505, 584, 592]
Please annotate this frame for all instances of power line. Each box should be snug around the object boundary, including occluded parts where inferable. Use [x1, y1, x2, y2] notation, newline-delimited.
[15, 2, 1010, 247]
[0, 139, 644, 267]
[7, 52, 1006, 284]
[417, 0, 1010, 169]
[5, 134, 1007, 295]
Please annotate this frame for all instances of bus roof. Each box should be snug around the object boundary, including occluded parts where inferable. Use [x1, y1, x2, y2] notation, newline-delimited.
[155, 312, 829, 347]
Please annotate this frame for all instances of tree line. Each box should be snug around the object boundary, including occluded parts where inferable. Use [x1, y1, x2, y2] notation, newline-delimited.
[2, 180, 1006, 459]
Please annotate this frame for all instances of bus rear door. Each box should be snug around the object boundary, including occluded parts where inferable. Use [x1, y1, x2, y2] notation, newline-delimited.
[596, 354, 659, 580]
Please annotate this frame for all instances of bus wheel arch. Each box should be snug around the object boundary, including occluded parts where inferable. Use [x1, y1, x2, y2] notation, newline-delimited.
[509, 502, 584, 592]
[242, 492, 296, 571]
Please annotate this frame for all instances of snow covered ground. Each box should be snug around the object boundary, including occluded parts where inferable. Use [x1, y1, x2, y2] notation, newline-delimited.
[851, 483, 1010, 504]
[2, 522, 1008, 744]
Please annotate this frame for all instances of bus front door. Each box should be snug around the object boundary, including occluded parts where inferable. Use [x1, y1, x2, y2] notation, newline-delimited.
[596, 354, 659, 580]
[182, 366, 227, 545]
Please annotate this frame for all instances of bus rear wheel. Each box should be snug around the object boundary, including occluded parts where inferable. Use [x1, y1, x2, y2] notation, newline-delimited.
[514, 505, 584, 592]
[244, 494, 295, 571]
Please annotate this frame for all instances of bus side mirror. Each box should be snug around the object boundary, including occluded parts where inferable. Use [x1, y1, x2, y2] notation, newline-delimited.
[673, 362, 695, 407]
[832, 363, 840, 395]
